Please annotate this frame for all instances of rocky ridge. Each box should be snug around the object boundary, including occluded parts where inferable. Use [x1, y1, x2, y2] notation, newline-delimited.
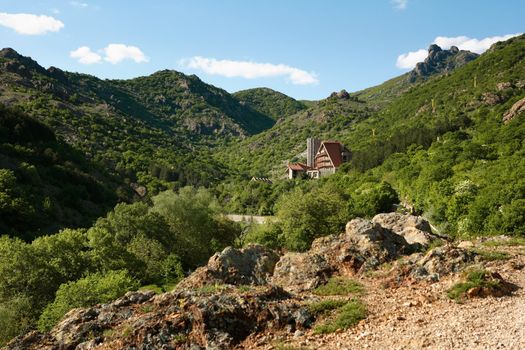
[409, 44, 479, 82]
[6, 213, 523, 350]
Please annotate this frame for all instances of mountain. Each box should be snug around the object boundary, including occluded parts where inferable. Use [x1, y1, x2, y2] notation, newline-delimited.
[215, 34, 525, 236]
[354, 45, 479, 109]
[214, 44, 485, 178]
[215, 90, 370, 176]
[233, 87, 307, 121]
[0, 105, 123, 239]
[0, 48, 276, 193]
[112, 71, 274, 136]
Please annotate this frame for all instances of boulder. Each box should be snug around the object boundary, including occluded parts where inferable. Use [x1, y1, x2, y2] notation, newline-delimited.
[410, 245, 478, 280]
[272, 218, 414, 292]
[496, 81, 513, 91]
[372, 212, 435, 247]
[482, 92, 503, 106]
[345, 218, 411, 262]
[271, 252, 332, 293]
[176, 245, 280, 290]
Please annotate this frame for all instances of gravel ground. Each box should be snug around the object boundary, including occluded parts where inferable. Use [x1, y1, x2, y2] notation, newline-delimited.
[255, 247, 525, 350]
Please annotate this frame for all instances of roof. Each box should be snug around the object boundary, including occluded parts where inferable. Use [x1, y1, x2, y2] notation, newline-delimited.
[319, 141, 344, 167]
[287, 163, 310, 171]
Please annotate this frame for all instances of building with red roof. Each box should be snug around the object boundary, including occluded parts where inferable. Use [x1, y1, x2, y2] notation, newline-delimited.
[287, 138, 351, 179]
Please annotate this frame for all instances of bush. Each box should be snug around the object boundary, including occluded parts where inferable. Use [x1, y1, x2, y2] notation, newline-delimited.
[242, 222, 282, 249]
[38, 270, 139, 332]
[276, 186, 349, 251]
[0, 296, 34, 346]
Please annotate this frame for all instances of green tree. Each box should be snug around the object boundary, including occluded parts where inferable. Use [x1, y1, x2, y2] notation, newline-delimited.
[276, 186, 349, 251]
[38, 270, 138, 332]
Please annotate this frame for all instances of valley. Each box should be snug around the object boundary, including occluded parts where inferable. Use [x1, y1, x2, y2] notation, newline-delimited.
[1, 29, 524, 349]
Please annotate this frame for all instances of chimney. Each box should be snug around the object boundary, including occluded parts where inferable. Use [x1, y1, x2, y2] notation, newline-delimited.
[307, 138, 320, 167]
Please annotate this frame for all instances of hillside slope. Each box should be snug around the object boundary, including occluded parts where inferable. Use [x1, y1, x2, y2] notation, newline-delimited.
[0, 48, 274, 192]
[214, 45, 481, 178]
[0, 106, 122, 239]
[233, 87, 307, 121]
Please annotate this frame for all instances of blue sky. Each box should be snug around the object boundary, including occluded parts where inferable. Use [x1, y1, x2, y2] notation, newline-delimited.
[0, 0, 523, 100]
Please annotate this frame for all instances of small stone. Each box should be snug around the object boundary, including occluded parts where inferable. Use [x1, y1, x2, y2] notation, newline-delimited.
[293, 330, 304, 338]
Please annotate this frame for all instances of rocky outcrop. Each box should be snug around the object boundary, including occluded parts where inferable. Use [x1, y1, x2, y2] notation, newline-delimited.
[176, 245, 280, 290]
[502, 96, 525, 124]
[372, 212, 437, 247]
[7, 287, 311, 350]
[409, 245, 478, 280]
[272, 217, 417, 292]
[9, 214, 496, 349]
[409, 45, 478, 82]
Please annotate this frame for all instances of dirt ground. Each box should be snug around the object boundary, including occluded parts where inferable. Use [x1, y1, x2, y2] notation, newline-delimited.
[248, 244, 525, 350]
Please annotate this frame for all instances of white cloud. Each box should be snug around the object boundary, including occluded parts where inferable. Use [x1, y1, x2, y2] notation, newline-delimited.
[179, 56, 319, 85]
[69, 1, 88, 8]
[392, 0, 408, 10]
[70, 46, 102, 64]
[102, 44, 148, 64]
[433, 33, 522, 54]
[396, 33, 522, 69]
[0, 12, 64, 35]
[396, 49, 427, 69]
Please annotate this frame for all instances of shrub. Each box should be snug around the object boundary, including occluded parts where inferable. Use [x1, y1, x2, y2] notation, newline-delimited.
[276, 186, 349, 251]
[446, 269, 501, 302]
[0, 296, 34, 346]
[242, 222, 282, 249]
[38, 270, 139, 332]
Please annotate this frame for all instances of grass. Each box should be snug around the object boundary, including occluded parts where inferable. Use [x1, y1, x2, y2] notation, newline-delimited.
[446, 269, 501, 302]
[425, 239, 445, 252]
[313, 277, 364, 296]
[307, 299, 347, 315]
[473, 249, 511, 261]
[313, 299, 367, 334]
[139, 282, 178, 294]
[173, 333, 188, 344]
[237, 285, 253, 293]
[483, 237, 525, 247]
[139, 304, 153, 313]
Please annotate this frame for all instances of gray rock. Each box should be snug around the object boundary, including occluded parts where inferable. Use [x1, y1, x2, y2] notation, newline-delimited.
[176, 244, 280, 289]
[372, 212, 436, 247]
[271, 252, 332, 293]
[409, 44, 479, 82]
[345, 218, 411, 262]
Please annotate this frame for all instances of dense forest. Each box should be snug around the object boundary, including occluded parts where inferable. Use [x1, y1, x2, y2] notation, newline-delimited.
[0, 34, 524, 344]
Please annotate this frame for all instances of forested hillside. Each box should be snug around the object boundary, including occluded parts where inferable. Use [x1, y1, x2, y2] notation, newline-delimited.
[233, 87, 307, 121]
[0, 48, 274, 195]
[0, 105, 123, 239]
[215, 36, 525, 236]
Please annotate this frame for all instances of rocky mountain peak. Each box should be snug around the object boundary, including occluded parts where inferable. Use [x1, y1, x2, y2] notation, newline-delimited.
[409, 44, 479, 82]
[0, 47, 21, 59]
